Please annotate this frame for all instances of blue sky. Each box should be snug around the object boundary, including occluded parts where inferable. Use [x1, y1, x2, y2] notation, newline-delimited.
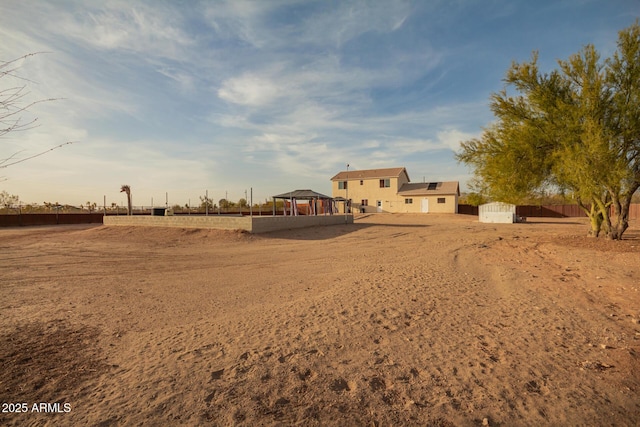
[1, 0, 638, 207]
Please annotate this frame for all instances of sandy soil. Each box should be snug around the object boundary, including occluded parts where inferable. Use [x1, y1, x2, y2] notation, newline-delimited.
[1, 214, 639, 426]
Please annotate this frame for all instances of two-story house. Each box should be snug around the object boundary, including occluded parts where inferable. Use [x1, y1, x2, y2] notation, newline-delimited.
[330, 167, 459, 213]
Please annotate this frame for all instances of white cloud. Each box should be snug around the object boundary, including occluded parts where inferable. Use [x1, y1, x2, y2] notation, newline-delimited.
[156, 67, 196, 91]
[55, 2, 194, 60]
[4, 135, 219, 206]
[0, 41, 138, 121]
[298, 0, 412, 47]
[249, 132, 315, 152]
[201, 0, 411, 51]
[218, 74, 281, 106]
[202, 0, 277, 48]
[3, 0, 627, 205]
[436, 129, 479, 152]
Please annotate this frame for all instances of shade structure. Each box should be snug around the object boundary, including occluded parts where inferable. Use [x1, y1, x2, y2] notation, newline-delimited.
[272, 189, 336, 216]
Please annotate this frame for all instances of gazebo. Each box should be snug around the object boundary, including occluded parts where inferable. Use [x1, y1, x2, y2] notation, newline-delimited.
[272, 189, 336, 216]
[332, 196, 350, 214]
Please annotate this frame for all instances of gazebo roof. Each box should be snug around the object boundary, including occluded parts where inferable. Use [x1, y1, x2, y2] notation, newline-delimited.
[272, 189, 332, 200]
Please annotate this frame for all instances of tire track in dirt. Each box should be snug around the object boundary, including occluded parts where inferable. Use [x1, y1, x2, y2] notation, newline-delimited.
[2, 216, 639, 426]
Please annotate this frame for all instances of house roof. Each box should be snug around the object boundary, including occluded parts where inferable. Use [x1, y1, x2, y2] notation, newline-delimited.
[272, 189, 332, 199]
[330, 167, 409, 181]
[397, 181, 460, 196]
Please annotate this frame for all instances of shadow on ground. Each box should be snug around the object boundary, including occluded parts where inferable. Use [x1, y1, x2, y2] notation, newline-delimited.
[258, 222, 429, 241]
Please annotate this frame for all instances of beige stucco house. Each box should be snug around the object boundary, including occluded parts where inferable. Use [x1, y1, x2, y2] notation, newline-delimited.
[330, 167, 459, 213]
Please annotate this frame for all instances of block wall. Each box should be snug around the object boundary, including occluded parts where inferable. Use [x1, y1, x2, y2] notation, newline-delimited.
[104, 215, 252, 230]
[103, 214, 353, 233]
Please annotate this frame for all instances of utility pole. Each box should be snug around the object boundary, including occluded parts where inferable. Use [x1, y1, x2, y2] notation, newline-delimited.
[345, 163, 349, 223]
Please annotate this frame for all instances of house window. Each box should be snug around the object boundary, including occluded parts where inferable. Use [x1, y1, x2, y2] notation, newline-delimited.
[338, 181, 348, 190]
[361, 199, 368, 206]
[379, 179, 390, 188]
[428, 182, 438, 190]
[437, 198, 446, 204]
[405, 198, 413, 204]
[360, 180, 363, 185]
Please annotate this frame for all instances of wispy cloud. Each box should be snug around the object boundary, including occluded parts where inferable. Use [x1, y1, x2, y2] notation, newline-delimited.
[218, 73, 282, 107]
[55, 2, 193, 59]
[296, 0, 412, 48]
[0, 0, 635, 204]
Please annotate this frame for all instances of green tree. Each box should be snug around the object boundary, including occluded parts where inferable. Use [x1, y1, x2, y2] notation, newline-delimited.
[85, 201, 97, 212]
[605, 22, 640, 239]
[219, 198, 234, 210]
[238, 198, 248, 208]
[457, 21, 640, 239]
[199, 195, 213, 211]
[0, 190, 19, 211]
[461, 192, 488, 207]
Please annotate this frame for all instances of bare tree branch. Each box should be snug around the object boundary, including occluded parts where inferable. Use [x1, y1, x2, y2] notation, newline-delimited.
[0, 141, 76, 169]
[1, 52, 75, 171]
[0, 149, 25, 167]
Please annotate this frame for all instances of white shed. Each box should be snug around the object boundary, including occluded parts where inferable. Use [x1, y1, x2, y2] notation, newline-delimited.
[479, 202, 516, 223]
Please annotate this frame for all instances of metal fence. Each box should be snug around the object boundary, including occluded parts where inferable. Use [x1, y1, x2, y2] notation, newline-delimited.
[0, 213, 105, 227]
[459, 204, 640, 220]
[2, 203, 639, 227]
[0, 208, 285, 227]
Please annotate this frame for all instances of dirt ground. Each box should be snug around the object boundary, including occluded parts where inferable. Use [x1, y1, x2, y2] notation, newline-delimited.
[1, 214, 639, 426]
